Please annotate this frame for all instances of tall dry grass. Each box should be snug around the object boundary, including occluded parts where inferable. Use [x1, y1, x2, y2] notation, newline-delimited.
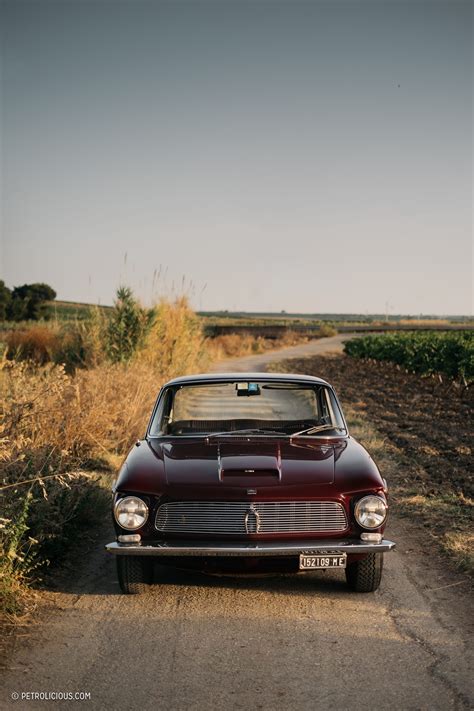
[0, 295, 210, 623]
[2, 307, 108, 372]
[208, 330, 309, 360]
[3, 325, 60, 365]
[141, 297, 211, 379]
[0, 294, 315, 624]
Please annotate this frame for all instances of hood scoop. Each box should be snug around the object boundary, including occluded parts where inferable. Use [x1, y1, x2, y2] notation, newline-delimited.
[219, 449, 281, 483]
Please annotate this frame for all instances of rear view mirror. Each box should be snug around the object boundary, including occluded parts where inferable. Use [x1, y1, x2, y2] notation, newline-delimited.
[236, 382, 261, 396]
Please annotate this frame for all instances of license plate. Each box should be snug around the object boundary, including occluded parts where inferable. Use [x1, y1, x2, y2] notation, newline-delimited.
[299, 553, 347, 570]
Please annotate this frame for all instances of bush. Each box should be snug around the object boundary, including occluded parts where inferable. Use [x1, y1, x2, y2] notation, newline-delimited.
[5, 326, 60, 365]
[319, 323, 337, 338]
[106, 287, 154, 364]
[53, 309, 107, 371]
[208, 330, 309, 360]
[209, 334, 268, 358]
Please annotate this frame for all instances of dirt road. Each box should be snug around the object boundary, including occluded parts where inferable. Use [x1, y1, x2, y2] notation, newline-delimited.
[1, 336, 472, 710]
[211, 333, 353, 373]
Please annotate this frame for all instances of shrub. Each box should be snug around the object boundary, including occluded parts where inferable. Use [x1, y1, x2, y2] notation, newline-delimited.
[105, 287, 154, 363]
[319, 323, 337, 338]
[208, 334, 268, 359]
[208, 330, 309, 360]
[5, 326, 60, 365]
[53, 308, 107, 371]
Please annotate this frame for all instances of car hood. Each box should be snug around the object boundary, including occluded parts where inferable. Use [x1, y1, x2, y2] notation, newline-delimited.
[161, 440, 335, 488]
[115, 436, 384, 498]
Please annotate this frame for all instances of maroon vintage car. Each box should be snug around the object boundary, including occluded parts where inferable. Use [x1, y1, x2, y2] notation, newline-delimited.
[106, 373, 395, 593]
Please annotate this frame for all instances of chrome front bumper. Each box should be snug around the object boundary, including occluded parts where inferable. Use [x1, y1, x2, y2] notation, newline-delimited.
[105, 539, 395, 557]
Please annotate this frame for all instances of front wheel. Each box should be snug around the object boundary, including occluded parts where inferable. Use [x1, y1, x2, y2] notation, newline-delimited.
[116, 556, 152, 594]
[345, 552, 383, 592]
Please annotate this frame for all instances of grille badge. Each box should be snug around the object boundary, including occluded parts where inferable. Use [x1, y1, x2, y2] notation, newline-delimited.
[244, 505, 261, 534]
[247, 488, 257, 495]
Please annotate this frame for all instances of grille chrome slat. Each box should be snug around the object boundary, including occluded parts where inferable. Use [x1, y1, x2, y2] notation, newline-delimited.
[155, 501, 348, 535]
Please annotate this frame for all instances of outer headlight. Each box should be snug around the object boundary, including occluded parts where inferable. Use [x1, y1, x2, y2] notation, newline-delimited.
[114, 496, 148, 530]
[354, 495, 387, 529]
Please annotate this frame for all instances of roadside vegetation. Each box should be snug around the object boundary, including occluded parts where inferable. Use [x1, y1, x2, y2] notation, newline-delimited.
[0, 287, 313, 631]
[270, 354, 473, 577]
[0, 288, 210, 627]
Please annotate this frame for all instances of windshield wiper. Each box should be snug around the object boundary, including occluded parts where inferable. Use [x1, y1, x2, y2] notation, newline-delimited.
[290, 424, 346, 437]
[206, 428, 288, 439]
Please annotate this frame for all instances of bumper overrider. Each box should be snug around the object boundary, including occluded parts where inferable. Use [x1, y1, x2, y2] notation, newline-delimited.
[105, 539, 395, 557]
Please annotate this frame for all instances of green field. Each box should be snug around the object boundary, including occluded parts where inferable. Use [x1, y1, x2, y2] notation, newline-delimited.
[344, 331, 474, 384]
[49, 300, 113, 321]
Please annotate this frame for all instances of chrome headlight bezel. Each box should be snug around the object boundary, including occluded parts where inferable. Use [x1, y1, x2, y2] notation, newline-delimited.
[114, 496, 149, 530]
[354, 495, 387, 530]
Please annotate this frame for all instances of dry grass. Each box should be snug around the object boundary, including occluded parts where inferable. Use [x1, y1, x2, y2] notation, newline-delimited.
[0, 296, 212, 627]
[209, 330, 309, 360]
[141, 296, 211, 379]
[4, 325, 60, 365]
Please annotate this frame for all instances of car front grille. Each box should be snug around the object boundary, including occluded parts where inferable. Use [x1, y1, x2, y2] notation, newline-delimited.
[155, 501, 348, 535]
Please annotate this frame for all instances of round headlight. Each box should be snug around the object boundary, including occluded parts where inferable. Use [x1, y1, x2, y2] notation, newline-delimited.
[354, 495, 387, 529]
[114, 496, 148, 530]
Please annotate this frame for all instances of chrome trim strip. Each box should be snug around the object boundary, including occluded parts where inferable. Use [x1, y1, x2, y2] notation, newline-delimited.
[105, 539, 396, 557]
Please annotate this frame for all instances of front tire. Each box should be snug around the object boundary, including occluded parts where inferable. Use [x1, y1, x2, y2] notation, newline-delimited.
[116, 556, 152, 594]
[345, 553, 383, 592]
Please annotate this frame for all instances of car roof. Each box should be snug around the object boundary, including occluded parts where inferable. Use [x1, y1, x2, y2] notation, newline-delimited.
[163, 372, 331, 388]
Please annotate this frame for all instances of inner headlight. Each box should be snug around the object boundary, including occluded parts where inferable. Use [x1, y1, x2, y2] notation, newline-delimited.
[114, 496, 148, 530]
[354, 495, 387, 529]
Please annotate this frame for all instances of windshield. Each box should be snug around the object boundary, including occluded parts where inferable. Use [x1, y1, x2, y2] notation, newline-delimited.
[148, 381, 346, 437]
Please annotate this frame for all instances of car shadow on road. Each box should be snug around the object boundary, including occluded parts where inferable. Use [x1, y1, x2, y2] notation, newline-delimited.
[44, 542, 355, 598]
[152, 562, 352, 596]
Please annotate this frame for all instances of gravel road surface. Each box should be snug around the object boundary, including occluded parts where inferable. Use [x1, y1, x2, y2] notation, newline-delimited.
[1, 335, 472, 711]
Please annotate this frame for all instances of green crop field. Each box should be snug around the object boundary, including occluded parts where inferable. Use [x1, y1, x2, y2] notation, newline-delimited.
[48, 300, 113, 321]
[344, 331, 474, 384]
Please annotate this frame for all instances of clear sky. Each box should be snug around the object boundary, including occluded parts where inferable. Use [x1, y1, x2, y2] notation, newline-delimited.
[1, 0, 472, 314]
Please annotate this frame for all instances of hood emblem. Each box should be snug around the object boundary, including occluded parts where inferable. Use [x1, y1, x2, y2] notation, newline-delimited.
[244, 504, 261, 534]
[247, 488, 257, 495]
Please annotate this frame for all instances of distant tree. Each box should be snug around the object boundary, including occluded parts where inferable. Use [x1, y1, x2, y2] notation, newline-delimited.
[8, 283, 57, 321]
[0, 280, 12, 320]
[106, 286, 155, 363]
